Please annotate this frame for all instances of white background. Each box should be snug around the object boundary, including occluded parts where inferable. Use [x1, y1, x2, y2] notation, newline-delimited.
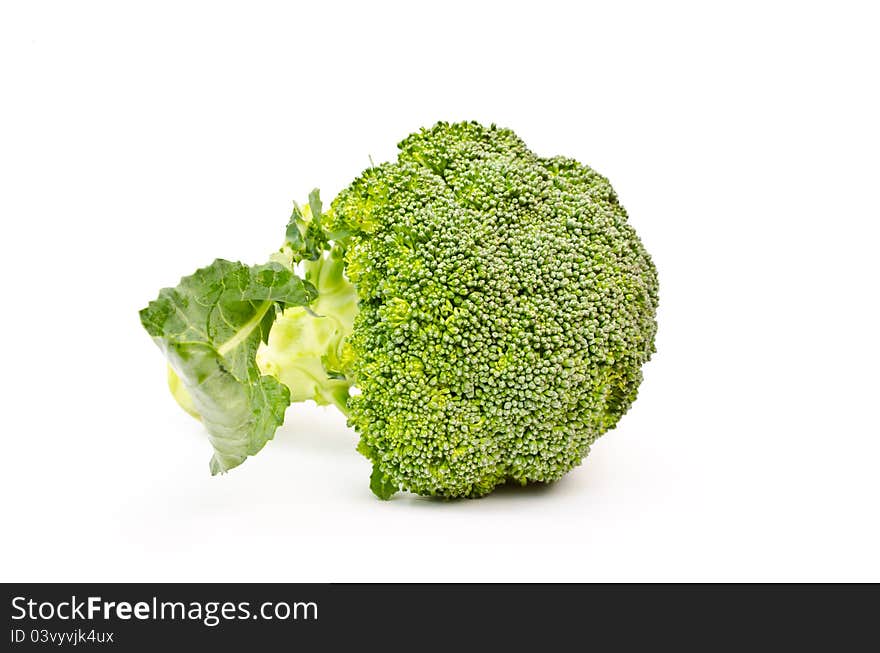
[2, 1, 878, 582]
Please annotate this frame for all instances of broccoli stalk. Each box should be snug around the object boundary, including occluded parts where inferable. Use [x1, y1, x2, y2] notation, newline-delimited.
[165, 195, 357, 418]
[257, 245, 357, 416]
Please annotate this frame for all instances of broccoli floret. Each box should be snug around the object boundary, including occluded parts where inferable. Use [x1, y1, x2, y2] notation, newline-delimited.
[330, 122, 658, 497]
[143, 121, 658, 499]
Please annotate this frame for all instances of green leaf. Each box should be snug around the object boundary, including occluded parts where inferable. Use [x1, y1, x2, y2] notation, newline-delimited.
[140, 259, 317, 474]
[369, 465, 398, 500]
[308, 187, 323, 225]
[284, 189, 329, 262]
[284, 203, 307, 257]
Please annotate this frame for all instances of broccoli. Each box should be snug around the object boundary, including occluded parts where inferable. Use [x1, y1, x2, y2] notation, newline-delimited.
[141, 121, 658, 499]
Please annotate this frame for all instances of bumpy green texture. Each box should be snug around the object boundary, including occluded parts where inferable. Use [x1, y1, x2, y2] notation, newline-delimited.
[329, 122, 658, 497]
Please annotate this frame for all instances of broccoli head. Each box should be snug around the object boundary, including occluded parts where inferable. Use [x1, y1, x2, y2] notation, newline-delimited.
[141, 121, 659, 499]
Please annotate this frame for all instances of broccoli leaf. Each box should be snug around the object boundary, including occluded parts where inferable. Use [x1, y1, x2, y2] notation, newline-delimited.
[140, 259, 317, 474]
[285, 188, 329, 262]
[369, 465, 398, 500]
